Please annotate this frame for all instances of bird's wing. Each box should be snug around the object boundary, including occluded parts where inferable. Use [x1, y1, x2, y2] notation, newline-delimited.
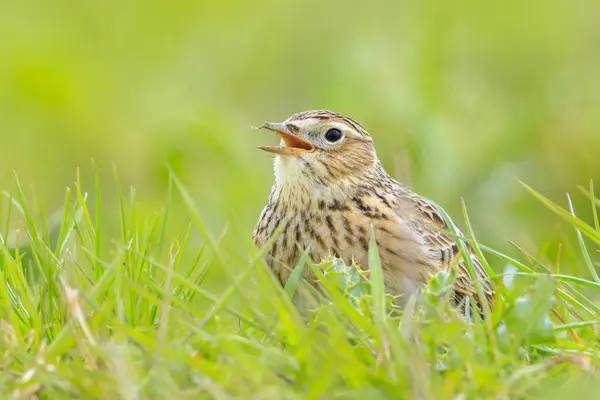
[413, 196, 495, 308]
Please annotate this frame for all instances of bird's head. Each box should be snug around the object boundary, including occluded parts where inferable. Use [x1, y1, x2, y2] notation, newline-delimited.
[257, 110, 380, 188]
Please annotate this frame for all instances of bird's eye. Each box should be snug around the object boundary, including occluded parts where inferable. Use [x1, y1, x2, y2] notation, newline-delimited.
[324, 128, 344, 143]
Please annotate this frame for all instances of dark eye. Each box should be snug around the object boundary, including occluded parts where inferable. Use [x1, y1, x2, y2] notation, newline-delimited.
[324, 128, 344, 143]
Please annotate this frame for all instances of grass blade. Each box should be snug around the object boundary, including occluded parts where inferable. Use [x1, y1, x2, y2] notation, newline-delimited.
[566, 193, 600, 282]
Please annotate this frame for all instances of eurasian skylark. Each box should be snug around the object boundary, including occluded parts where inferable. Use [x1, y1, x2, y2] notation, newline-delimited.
[253, 110, 494, 311]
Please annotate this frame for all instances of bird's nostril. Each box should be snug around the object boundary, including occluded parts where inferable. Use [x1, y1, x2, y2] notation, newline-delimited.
[285, 123, 300, 133]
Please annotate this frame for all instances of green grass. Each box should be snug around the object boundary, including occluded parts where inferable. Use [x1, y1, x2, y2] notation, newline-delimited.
[1, 166, 599, 399]
[0, 169, 600, 399]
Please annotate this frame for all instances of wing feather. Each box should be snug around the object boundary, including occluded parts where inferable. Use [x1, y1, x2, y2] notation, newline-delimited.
[413, 197, 494, 308]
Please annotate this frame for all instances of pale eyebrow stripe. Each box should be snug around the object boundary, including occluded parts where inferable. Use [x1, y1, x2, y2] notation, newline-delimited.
[345, 136, 373, 144]
[325, 121, 363, 139]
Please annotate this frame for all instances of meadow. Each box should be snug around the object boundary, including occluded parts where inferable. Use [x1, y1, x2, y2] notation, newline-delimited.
[1, 1, 600, 398]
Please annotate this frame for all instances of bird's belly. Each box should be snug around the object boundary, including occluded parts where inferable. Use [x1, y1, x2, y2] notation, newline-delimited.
[260, 208, 433, 302]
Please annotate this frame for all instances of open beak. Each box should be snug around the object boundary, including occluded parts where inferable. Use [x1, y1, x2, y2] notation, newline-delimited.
[257, 122, 315, 156]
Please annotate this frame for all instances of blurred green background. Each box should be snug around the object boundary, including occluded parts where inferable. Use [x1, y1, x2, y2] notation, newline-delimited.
[1, 0, 599, 266]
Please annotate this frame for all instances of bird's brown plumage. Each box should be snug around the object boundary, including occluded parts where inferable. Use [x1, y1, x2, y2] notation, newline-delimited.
[253, 110, 494, 310]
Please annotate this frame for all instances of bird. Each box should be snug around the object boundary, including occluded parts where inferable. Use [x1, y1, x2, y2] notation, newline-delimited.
[252, 110, 494, 313]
